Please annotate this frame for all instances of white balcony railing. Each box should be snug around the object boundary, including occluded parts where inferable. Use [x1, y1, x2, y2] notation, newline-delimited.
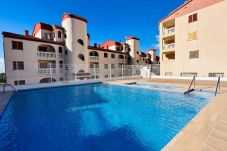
[162, 27, 175, 36]
[90, 68, 100, 74]
[162, 43, 175, 50]
[37, 52, 56, 58]
[38, 68, 56, 75]
[90, 56, 99, 61]
[59, 54, 63, 59]
[118, 58, 125, 62]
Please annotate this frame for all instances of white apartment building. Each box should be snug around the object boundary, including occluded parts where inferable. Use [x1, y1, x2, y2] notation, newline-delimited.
[2, 13, 154, 85]
[159, 0, 227, 77]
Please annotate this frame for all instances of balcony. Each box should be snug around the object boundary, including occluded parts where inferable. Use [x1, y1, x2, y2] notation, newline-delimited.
[90, 68, 99, 74]
[90, 56, 99, 61]
[162, 43, 175, 51]
[118, 58, 125, 62]
[38, 68, 57, 75]
[162, 27, 175, 36]
[37, 52, 56, 58]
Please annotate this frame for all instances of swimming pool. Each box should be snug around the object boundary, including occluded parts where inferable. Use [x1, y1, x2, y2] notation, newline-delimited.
[0, 83, 213, 151]
[126, 82, 182, 91]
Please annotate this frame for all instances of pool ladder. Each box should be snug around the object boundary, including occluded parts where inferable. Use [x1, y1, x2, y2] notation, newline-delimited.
[215, 76, 221, 96]
[2, 84, 17, 93]
[184, 76, 221, 96]
[184, 76, 196, 95]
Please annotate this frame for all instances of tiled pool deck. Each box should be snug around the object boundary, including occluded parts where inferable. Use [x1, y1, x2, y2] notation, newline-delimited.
[110, 78, 227, 151]
[0, 91, 13, 116]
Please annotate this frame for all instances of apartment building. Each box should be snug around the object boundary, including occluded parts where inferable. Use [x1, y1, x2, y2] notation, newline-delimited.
[2, 13, 153, 85]
[159, 0, 227, 77]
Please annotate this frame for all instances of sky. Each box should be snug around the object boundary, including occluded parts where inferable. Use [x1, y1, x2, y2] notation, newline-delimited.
[0, 0, 185, 73]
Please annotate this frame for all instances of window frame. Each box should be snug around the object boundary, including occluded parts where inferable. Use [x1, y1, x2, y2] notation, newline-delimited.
[12, 41, 23, 50]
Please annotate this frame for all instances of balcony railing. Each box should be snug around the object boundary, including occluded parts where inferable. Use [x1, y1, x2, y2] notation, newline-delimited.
[90, 56, 99, 61]
[90, 68, 99, 74]
[162, 43, 175, 50]
[118, 58, 125, 62]
[162, 27, 175, 36]
[59, 54, 63, 59]
[37, 52, 56, 58]
[38, 68, 56, 75]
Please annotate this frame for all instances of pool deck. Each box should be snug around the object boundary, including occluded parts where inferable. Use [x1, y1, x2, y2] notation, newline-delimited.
[110, 78, 227, 151]
[0, 91, 13, 116]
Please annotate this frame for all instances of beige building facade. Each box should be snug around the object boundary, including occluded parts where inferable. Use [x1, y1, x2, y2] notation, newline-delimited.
[2, 13, 153, 85]
[159, 0, 227, 77]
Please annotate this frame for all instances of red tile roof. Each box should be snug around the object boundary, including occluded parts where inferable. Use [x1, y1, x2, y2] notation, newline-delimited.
[140, 52, 147, 57]
[62, 13, 88, 23]
[100, 40, 122, 48]
[2, 32, 65, 45]
[32, 22, 53, 36]
[88, 46, 128, 54]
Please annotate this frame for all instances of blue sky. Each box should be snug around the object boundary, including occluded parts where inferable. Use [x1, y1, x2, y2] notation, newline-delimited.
[0, 0, 184, 72]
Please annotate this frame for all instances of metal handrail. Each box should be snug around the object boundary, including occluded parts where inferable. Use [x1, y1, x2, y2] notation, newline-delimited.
[188, 76, 196, 91]
[2, 84, 17, 93]
[215, 76, 221, 96]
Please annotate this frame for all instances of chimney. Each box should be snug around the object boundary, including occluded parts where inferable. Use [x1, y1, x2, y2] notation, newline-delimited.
[24, 30, 29, 36]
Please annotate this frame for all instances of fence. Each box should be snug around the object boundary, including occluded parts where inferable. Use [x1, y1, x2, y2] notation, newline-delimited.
[4, 63, 145, 86]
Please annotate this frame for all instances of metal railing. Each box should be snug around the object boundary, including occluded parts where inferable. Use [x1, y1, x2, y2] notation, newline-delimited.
[162, 43, 175, 50]
[90, 56, 99, 61]
[184, 76, 196, 95]
[2, 84, 17, 93]
[37, 52, 56, 58]
[215, 76, 221, 96]
[163, 27, 175, 35]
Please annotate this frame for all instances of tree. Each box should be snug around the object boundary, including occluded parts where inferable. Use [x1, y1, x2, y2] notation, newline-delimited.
[0, 73, 6, 83]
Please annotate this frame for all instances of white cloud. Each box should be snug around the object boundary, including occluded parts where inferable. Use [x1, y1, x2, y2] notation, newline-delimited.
[0, 58, 5, 73]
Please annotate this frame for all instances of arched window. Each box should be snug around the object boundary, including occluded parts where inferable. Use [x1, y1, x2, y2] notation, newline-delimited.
[40, 78, 56, 83]
[89, 51, 99, 56]
[58, 31, 62, 38]
[60, 77, 64, 81]
[78, 54, 85, 61]
[38, 45, 55, 52]
[79, 70, 85, 73]
[77, 39, 84, 46]
[118, 55, 124, 59]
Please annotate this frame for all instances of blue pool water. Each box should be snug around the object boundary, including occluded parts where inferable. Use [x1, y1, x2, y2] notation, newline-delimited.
[127, 82, 182, 90]
[0, 84, 213, 151]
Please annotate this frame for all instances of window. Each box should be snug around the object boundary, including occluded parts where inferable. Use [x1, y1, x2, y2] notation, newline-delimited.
[137, 51, 139, 55]
[64, 34, 67, 38]
[59, 61, 63, 68]
[59, 47, 63, 53]
[58, 31, 62, 38]
[111, 54, 115, 59]
[188, 32, 198, 41]
[13, 61, 24, 70]
[104, 75, 109, 78]
[116, 47, 120, 51]
[165, 72, 173, 76]
[78, 54, 85, 61]
[209, 73, 224, 77]
[14, 80, 25, 86]
[189, 50, 199, 59]
[77, 39, 84, 46]
[118, 63, 124, 68]
[44, 33, 49, 39]
[104, 64, 108, 69]
[104, 53, 108, 58]
[181, 72, 198, 77]
[65, 50, 68, 55]
[189, 13, 198, 23]
[137, 60, 139, 63]
[12, 41, 23, 50]
[111, 64, 115, 69]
